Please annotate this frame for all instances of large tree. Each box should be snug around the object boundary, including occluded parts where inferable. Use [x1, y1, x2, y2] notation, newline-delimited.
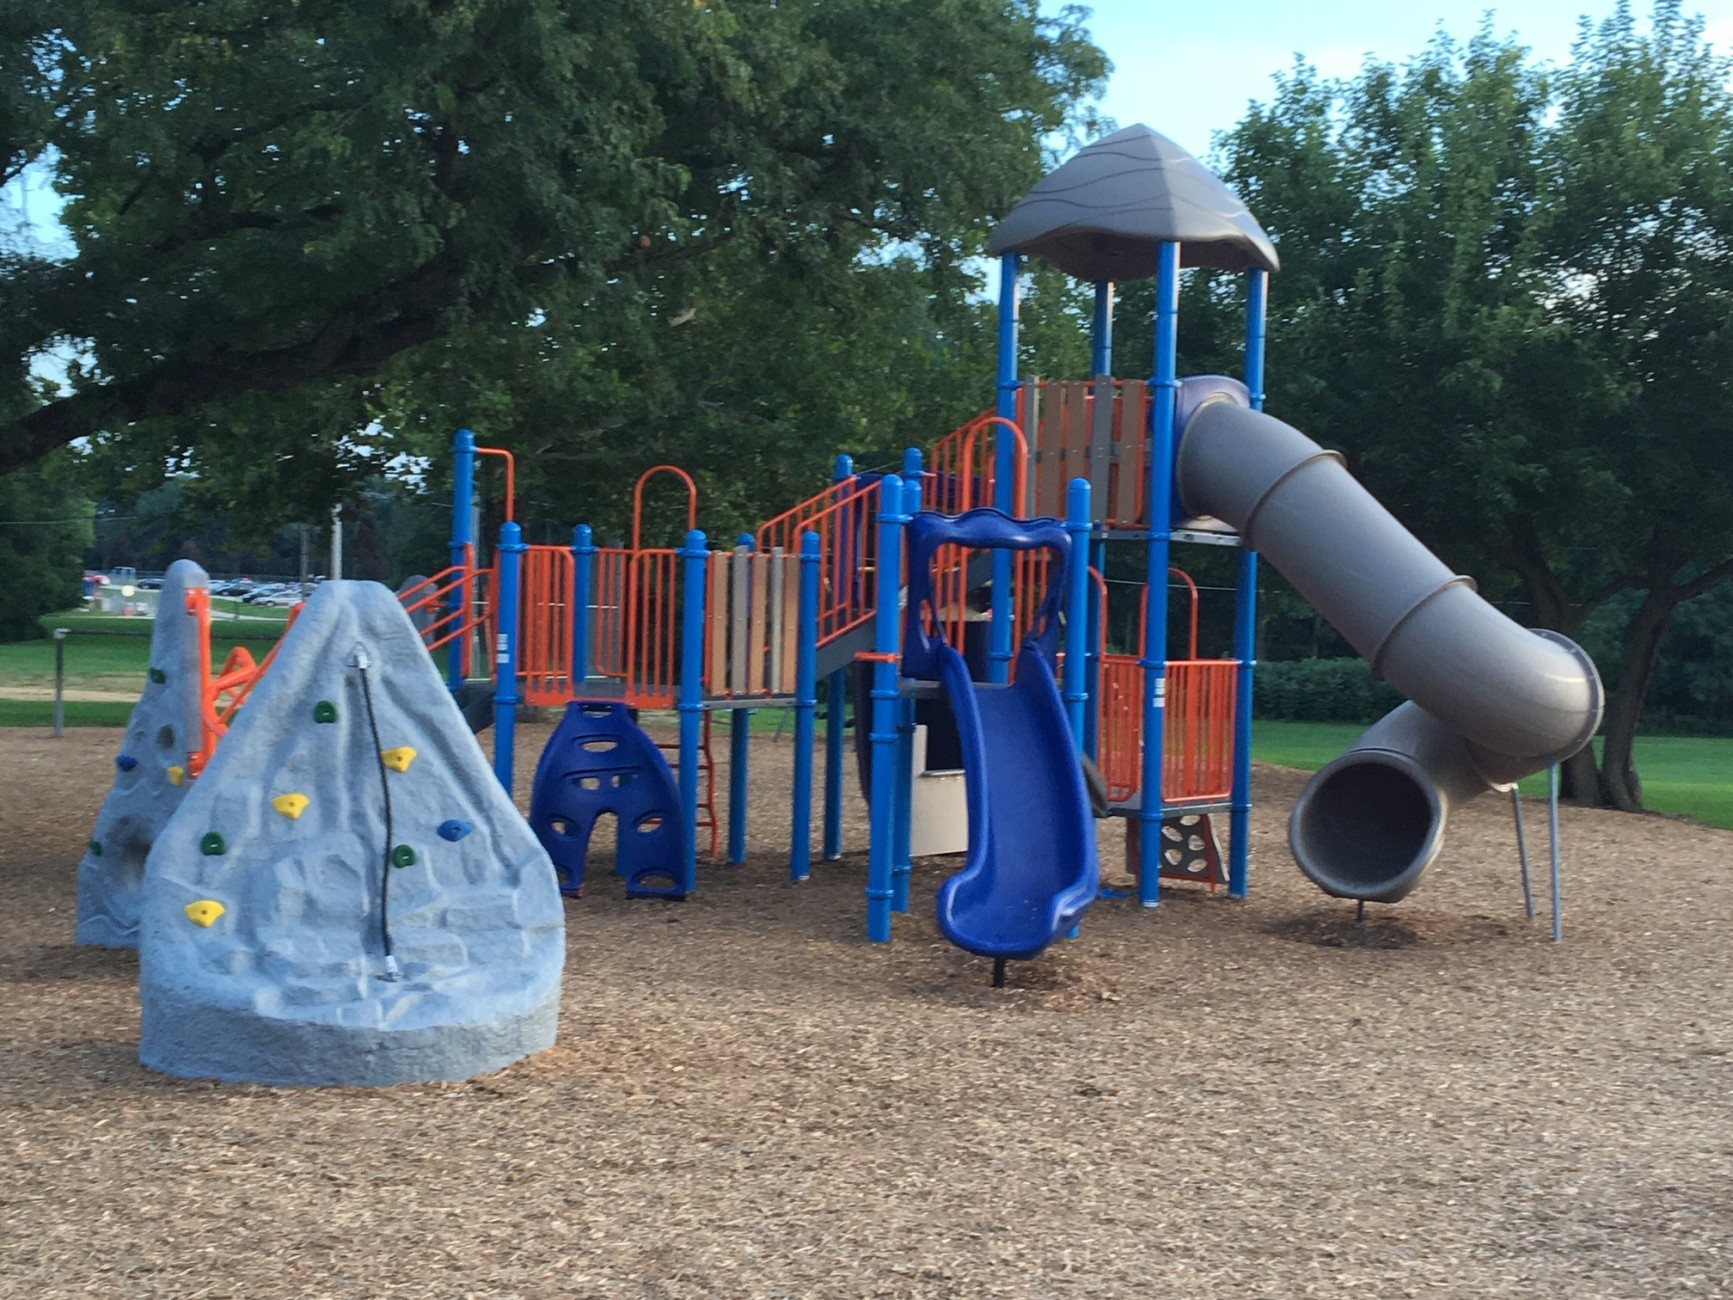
[1, 0, 1106, 535]
[1211, 1, 1733, 810]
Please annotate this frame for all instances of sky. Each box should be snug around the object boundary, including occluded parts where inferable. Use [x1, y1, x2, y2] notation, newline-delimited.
[1053, 0, 1733, 161]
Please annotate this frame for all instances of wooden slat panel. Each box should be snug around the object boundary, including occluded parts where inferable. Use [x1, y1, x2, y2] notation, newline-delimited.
[707, 552, 730, 695]
[779, 554, 800, 694]
[747, 550, 769, 694]
[729, 546, 751, 696]
[1088, 377, 1114, 522]
[1113, 379, 1148, 526]
[1060, 382, 1091, 517]
[766, 547, 785, 695]
[1037, 382, 1067, 517]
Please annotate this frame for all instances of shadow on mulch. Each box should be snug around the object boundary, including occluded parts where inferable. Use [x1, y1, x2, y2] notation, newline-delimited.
[1265, 907, 1520, 949]
[5, 942, 138, 983]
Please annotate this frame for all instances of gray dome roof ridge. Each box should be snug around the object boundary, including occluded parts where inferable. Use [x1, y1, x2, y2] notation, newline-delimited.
[990, 122, 1279, 280]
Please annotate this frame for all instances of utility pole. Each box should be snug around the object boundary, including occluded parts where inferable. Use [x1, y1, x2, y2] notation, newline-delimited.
[329, 503, 344, 580]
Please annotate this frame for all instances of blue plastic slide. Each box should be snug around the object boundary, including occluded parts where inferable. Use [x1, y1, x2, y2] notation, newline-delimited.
[933, 640, 1099, 962]
[899, 507, 1098, 967]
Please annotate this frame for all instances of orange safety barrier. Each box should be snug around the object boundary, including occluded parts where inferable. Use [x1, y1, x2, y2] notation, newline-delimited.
[184, 588, 302, 777]
[767, 475, 882, 648]
[520, 545, 574, 706]
[1092, 568, 1236, 806]
[1015, 379, 1152, 528]
[398, 550, 495, 671]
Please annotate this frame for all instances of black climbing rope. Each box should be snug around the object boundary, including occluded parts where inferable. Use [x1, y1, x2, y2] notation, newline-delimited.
[356, 652, 397, 975]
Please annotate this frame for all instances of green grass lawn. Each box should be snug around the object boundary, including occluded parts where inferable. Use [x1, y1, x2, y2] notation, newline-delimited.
[1251, 719, 1733, 831]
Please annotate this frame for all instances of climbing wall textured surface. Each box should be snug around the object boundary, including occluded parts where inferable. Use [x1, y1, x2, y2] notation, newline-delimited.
[76, 560, 210, 949]
[138, 581, 564, 1086]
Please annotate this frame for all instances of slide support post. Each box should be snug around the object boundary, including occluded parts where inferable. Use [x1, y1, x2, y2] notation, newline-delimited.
[678, 530, 709, 897]
[1137, 241, 1181, 906]
[822, 455, 853, 861]
[791, 531, 820, 881]
[866, 476, 906, 942]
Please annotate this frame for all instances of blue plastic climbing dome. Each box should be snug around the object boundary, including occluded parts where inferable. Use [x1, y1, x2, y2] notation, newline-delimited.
[529, 702, 688, 899]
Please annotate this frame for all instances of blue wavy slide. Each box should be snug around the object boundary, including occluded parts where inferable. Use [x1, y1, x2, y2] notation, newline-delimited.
[933, 640, 1099, 966]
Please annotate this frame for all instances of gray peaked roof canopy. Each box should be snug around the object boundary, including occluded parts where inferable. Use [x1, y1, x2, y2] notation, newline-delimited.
[989, 124, 1279, 280]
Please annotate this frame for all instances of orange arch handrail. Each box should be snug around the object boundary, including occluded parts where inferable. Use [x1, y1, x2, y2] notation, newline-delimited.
[956, 415, 1029, 514]
[474, 445, 516, 523]
[632, 465, 699, 551]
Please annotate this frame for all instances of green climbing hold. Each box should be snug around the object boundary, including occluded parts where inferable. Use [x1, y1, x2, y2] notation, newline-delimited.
[87, 839, 102, 857]
[313, 700, 338, 724]
[391, 844, 418, 869]
[200, 832, 227, 856]
[148, 667, 166, 684]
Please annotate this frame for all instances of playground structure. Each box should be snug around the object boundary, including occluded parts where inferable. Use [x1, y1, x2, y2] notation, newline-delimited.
[406, 123, 1600, 958]
[82, 123, 1601, 980]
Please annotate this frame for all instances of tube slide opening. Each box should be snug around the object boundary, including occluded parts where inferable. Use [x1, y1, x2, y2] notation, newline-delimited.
[1289, 754, 1441, 901]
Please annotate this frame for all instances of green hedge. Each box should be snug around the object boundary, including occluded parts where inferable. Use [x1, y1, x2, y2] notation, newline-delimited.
[1253, 657, 1403, 724]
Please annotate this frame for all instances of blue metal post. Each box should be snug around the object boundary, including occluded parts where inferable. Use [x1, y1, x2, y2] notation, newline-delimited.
[1137, 242, 1181, 906]
[447, 428, 476, 692]
[571, 524, 594, 689]
[989, 252, 1021, 685]
[1228, 267, 1268, 900]
[890, 469, 922, 914]
[677, 530, 709, 897]
[728, 533, 754, 866]
[822, 455, 853, 862]
[791, 531, 820, 882]
[1091, 281, 1114, 377]
[1063, 479, 1092, 745]
[866, 476, 905, 942]
[491, 520, 524, 792]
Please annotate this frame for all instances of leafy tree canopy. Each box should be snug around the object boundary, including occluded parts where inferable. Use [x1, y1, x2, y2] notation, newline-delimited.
[2, 0, 1107, 541]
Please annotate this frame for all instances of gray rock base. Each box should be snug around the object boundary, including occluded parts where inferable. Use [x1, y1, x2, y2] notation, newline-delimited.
[76, 560, 209, 948]
[138, 580, 564, 1086]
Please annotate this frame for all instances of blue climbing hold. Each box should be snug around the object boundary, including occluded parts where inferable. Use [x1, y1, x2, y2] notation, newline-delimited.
[116, 754, 139, 772]
[437, 819, 473, 842]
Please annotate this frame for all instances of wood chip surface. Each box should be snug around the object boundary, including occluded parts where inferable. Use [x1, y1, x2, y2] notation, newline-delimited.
[2, 723, 1729, 1298]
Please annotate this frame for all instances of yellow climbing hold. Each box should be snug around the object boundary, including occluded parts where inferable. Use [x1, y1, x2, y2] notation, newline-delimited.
[271, 792, 310, 820]
[184, 899, 225, 927]
[166, 764, 185, 787]
[380, 746, 418, 773]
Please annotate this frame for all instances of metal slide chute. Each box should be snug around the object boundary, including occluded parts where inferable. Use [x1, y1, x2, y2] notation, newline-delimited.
[1174, 393, 1604, 902]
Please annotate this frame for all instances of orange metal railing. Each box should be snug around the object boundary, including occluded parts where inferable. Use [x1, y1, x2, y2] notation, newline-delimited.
[758, 474, 881, 648]
[1093, 568, 1236, 806]
[520, 545, 573, 706]
[184, 587, 302, 777]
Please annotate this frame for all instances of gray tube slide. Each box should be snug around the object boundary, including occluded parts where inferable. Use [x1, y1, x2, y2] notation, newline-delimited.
[1175, 399, 1603, 903]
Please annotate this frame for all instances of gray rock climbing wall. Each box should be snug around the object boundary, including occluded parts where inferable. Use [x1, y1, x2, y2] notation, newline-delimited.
[138, 580, 564, 1086]
[77, 560, 210, 948]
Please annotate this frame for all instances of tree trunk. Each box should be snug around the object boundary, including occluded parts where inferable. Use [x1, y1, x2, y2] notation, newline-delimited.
[1596, 583, 1676, 812]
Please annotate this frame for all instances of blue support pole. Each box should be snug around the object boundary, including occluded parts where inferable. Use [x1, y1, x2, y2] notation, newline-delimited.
[677, 530, 709, 897]
[1228, 267, 1269, 900]
[866, 476, 905, 942]
[989, 252, 1021, 685]
[447, 428, 476, 692]
[727, 533, 754, 866]
[1063, 479, 1092, 745]
[571, 524, 594, 690]
[491, 520, 524, 792]
[822, 456, 853, 862]
[890, 469, 922, 914]
[791, 531, 820, 882]
[1091, 281, 1114, 377]
[1137, 242, 1181, 906]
